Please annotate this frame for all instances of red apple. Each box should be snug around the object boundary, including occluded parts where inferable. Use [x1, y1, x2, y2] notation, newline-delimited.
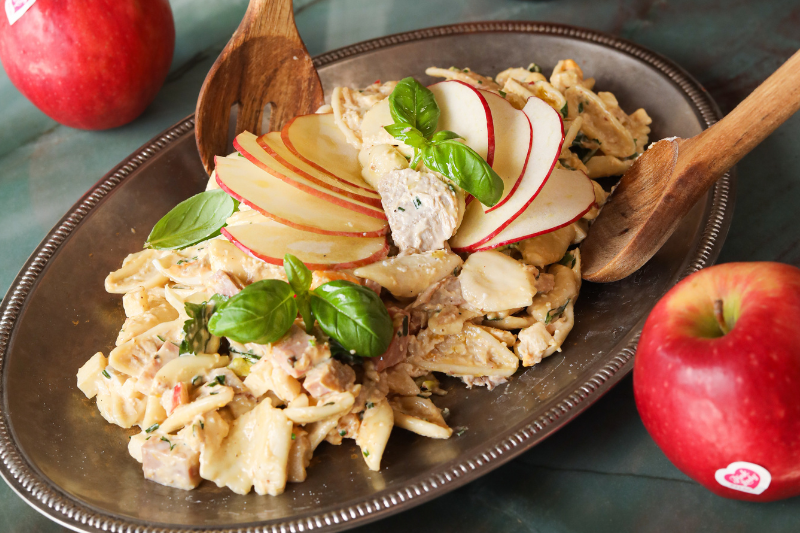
[634, 262, 800, 501]
[0, 0, 174, 130]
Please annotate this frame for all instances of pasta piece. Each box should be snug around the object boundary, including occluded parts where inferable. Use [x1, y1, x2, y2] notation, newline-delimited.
[158, 386, 235, 434]
[582, 179, 611, 220]
[560, 116, 584, 158]
[305, 415, 343, 451]
[200, 398, 293, 496]
[95, 370, 146, 428]
[391, 396, 451, 439]
[152, 245, 214, 287]
[122, 287, 166, 317]
[108, 319, 184, 378]
[128, 431, 148, 463]
[356, 399, 394, 471]
[105, 249, 173, 294]
[495, 66, 547, 86]
[565, 85, 636, 158]
[408, 324, 519, 377]
[585, 154, 634, 179]
[549, 59, 594, 93]
[518, 225, 577, 268]
[243, 358, 302, 403]
[287, 427, 313, 483]
[151, 353, 230, 395]
[283, 391, 355, 424]
[459, 250, 535, 312]
[331, 81, 397, 148]
[515, 302, 575, 366]
[425, 66, 501, 91]
[141, 394, 167, 430]
[353, 250, 463, 299]
[358, 144, 409, 189]
[116, 298, 178, 346]
[205, 237, 286, 285]
[77, 352, 108, 399]
[528, 264, 580, 324]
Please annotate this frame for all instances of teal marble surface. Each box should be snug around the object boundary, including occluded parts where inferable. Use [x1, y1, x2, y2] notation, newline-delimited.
[0, 0, 798, 531]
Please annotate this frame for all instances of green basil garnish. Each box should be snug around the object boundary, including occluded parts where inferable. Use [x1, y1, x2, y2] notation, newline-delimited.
[560, 102, 568, 119]
[545, 299, 571, 325]
[311, 281, 393, 358]
[422, 140, 503, 207]
[284, 254, 314, 333]
[145, 190, 237, 250]
[179, 301, 216, 355]
[208, 280, 297, 344]
[383, 124, 427, 149]
[388, 77, 440, 138]
[431, 130, 462, 143]
[558, 252, 576, 269]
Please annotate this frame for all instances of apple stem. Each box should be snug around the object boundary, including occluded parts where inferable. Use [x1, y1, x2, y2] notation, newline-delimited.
[714, 299, 729, 335]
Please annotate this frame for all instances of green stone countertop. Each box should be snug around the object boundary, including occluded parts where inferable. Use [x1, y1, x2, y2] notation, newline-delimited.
[1, 0, 798, 531]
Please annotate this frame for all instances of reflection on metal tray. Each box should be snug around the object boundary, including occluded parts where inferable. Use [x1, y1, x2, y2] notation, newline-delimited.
[0, 22, 733, 533]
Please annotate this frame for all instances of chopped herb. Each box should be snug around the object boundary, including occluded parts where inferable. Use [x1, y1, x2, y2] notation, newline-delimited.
[179, 300, 215, 355]
[324, 402, 335, 406]
[528, 63, 542, 73]
[291, 433, 296, 440]
[230, 348, 261, 364]
[498, 90, 507, 98]
[237, 153, 244, 157]
[192, 375, 202, 386]
[308, 337, 316, 347]
[560, 102, 568, 119]
[447, 183, 456, 194]
[215, 375, 226, 386]
[176, 256, 198, 265]
[329, 338, 364, 366]
[170, 341, 181, 347]
[572, 131, 588, 147]
[578, 102, 584, 113]
[339, 430, 346, 436]
[401, 315, 409, 337]
[463, 68, 470, 72]
[363, 450, 370, 457]
[145, 436, 151, 440]
[477, 80, 483, 84]
[161, 436, 176, 451]
[397, 206, 405, 212]
[366, 402, 375, 409]
[210, 392, 219, 396]
[559, 253, 576, 269]
[456, 427, 468, 437]
[156, 335, 165, 342]
[545, 299, 571, 325]
[559, 158, 575, 170]
[413, 196, 422, 209]
[101, 369, 111, 379]
[146, 423, 160, 433]
[207, 381, 218, 387]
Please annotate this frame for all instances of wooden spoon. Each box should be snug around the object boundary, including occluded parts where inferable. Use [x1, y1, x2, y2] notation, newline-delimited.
[581, 50, 800, 283]
[195, 0, 324, 175]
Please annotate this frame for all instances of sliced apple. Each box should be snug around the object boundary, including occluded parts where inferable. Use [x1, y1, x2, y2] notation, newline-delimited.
[449, 97, 564, 251]
[222, 210, 389, 270]
[472, 168, 596, 251]
[479, 90, 533, 213]
[234, 131, 386, 220]
[258, 132, 383, 207]
[428, 80, 494, 165]
[281, 113, 375, 191]
[214, 156, 388, 238]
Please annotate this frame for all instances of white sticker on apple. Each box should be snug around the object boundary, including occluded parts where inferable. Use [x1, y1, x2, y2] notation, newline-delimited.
[5, 0, 36, 25]
[714, 461, 771, 495]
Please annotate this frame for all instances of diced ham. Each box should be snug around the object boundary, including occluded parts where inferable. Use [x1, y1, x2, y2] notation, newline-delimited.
[302, 359, 356, 398]
[272, 325, 331, 378]
[204, 270, 243, 297]
[141, 437, 201, 490]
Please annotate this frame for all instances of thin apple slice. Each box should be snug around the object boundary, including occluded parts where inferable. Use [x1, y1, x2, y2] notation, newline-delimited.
[214, 156, 388, 238]
[449, 97, 564, 251]
[281, 113, 375, 191]
[428, 80, 494, 165]
[222, 210, 389, 270]
[258, 132, 383, 207]
[472, 168, 596, 251]
[234, 131, 386, 220]
[479, 90, 533, 213]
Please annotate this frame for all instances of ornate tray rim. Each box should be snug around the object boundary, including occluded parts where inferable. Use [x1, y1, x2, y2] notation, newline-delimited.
[0, 21, 734, 533]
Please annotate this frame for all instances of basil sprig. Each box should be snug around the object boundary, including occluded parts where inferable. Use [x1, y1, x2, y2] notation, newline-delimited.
[179, 301, 217, 355]
[283, 253, 314, 333]
[311, 281, 393, 358]
[146, 190, 237, 250]
[199, 254, 392, 358]
[384, 77, 503, 207]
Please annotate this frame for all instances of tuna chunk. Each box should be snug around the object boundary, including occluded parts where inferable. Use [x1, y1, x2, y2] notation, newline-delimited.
[272, 325, 331, 378]
[303, 359, 356, 398]
[142, 436, 201, 490]
[374, 308, 411, 372]
[378, 168, 461, 253]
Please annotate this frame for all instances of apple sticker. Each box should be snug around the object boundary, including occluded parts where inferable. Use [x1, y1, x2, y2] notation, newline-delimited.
[5, 0, 36, 25]
[714, 462, 771, 495]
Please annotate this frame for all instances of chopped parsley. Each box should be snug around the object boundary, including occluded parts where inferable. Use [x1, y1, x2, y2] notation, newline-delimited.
[363, 450, 370, 457]
[200, 420, 205, 429]
[324, 402, 335, 406]
[366, 402, 375, 409]
[397, 206, 405, 212]
[528, 63, 542, 73]
[215, 375, 226, 386]
[209, 392, 219, 396]
[578, 102, 584, 113]
[559, 253, 576, 269]
[545, 299, 571, 325]
[339, 430, 346, 436]
[192, 375, 202, 386]
[101, 369, 110, 379]
[161, 436, 176, 451]
[176, 256, 198, 265]
[412, 196, 422, 209]
[145, 423, 160, 433]
[291, 433, 296, 440]
[156, 335, 165, 342]
[560, 102, 568, 119]
[456, 427, 468, 437]
[498, 90, 507, 98]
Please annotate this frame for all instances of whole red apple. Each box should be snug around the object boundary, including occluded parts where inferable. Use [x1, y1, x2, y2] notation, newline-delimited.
[0, 0, 174, 130]
[634, 262, 800, 501]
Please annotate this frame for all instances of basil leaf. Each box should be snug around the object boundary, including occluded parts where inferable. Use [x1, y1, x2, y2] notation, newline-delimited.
[330, 338, 364, 366]
[431, 130, 462, 143]
[422, 140, 504, 207]
[283, 254, 312, 295]
[179, 301, 216, 355]
[295, 293, 314, 334]
[545, 299, 571, 325]
[388, 77, 440, 139]
[560, 102, 568, 119]
[208, 280, 296, 344]
[146, 190, 236, 250]
[310, 281, 393, 358]
[384, 124, 428, 149]
[558, 252, 576, 269]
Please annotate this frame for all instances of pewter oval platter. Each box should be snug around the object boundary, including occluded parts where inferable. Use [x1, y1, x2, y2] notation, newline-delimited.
[0, 22, 733, 533]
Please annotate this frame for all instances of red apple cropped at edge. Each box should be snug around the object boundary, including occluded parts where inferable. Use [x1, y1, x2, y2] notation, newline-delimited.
[0, 0, 174, 130]
[634, 262, 800, 501]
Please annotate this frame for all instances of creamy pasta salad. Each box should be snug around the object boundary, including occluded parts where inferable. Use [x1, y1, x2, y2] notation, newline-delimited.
[77, 59, 651, 495]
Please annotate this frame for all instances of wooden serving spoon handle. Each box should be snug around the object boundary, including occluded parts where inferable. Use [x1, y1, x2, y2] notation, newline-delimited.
[581, 50, 800, 282]
[195, 0, 324, 175]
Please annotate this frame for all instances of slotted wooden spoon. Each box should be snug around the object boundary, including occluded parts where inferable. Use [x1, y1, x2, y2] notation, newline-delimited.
[581, 50, 800, 282]
[195, 0, 324, 175]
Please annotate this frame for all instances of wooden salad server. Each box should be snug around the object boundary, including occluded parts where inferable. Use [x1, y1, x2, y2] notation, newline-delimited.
[581, 50, 800, 283]
[195, 0, 324, 174]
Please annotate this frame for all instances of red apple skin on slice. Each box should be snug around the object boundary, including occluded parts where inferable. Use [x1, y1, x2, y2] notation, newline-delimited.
[214, 156, 388, 238]
[281, 113, 375, 192]
[222, 211, 389, 270]
[258, 132, 382, 208]
[428, 80, 494, 166]
[234, 132, 387, 220]
[470, 169, 596, 252]
[478, 90, 533, 213]
[448, 97, 564, 251]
